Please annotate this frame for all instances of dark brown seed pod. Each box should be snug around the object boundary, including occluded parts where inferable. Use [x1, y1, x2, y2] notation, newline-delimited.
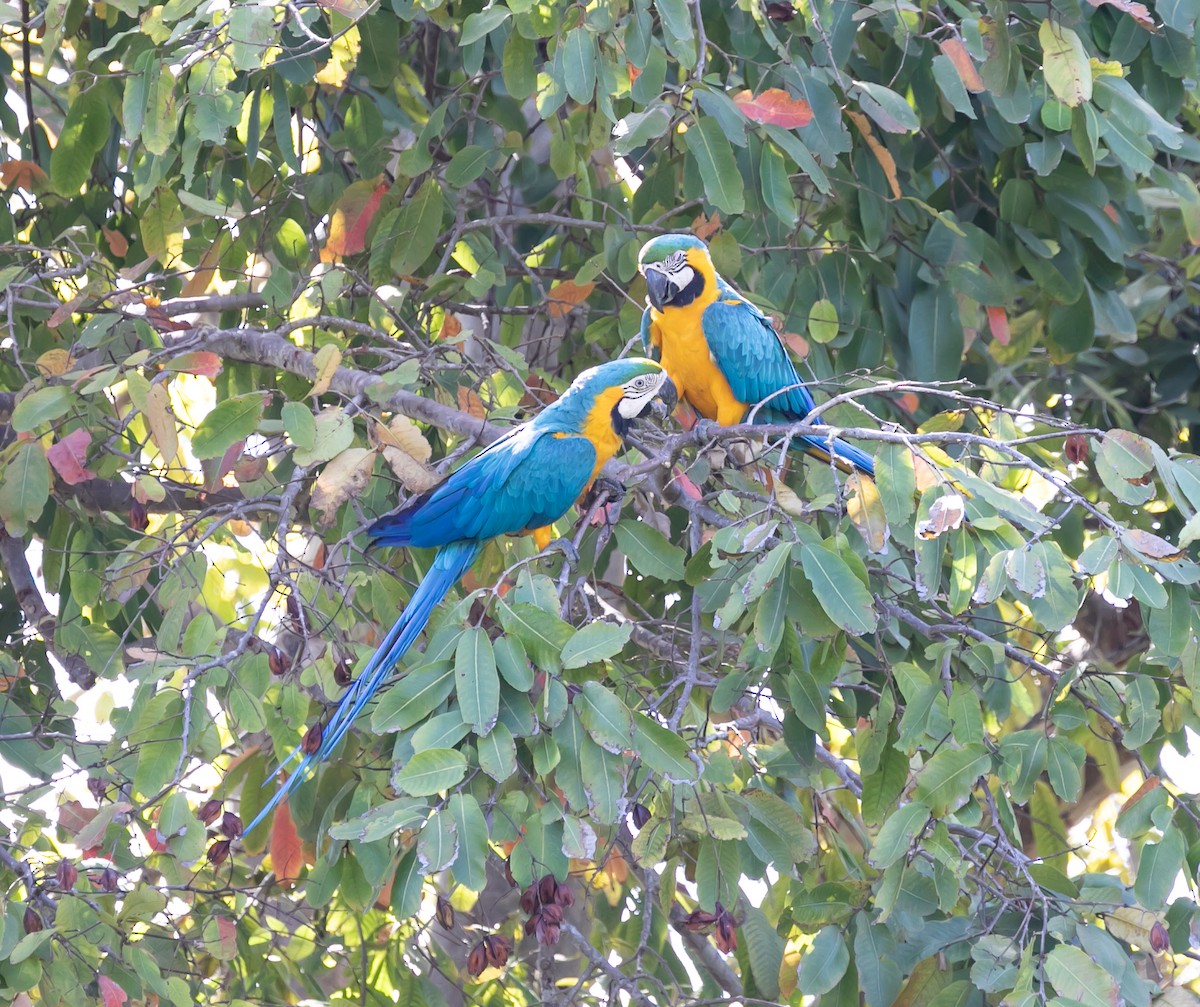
[483, 934, 512, 968]
[435, 895, 455, 930]
[220, 812, 243, 839]
[466, 942, 487, 977]
[197, 799, 222, 826]
[523, 914, 538, 937]
[87, 777, 107, 802]
[129, 499, 149, 531]
[764, 1, 795, 20]
[97, 866, 119, 893]
[55, 860, 78, 891]
[23, 906, 44, 934]
[302, 722, 322, 755]
[268, 646, 288, 677]
[714, 903, 738, 954]
[333, 662, 353, 688]
[538, 873, 558, 905]
[207, 839, 232, 866]
[631, 803, 651, 829]
[540, 903, 563, 925]
[520, 885, 538, 915]
[682, 909, 718, 931]
[503, 859, 516, 887]
[535, 920, 561, 946]
[555, 881, 575, 908]
[1150, 920, 1171, 953]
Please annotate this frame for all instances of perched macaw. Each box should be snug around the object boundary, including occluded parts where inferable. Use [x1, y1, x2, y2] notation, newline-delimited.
[638, 234, 875, 477]
[244, 358, 676, 834]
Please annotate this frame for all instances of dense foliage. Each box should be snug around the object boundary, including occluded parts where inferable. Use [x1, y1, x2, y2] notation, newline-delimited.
[2, 0, 1200, 1001]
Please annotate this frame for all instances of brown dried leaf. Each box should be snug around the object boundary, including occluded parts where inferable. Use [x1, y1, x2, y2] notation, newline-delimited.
[102, 226, 130, 258]
[916, 492, 967, 539]
[311, 447, 376, 526]
[846, 110, 902, 200]
[691, 212, 722, 240]
[270, 800, 305, 886]
[1085, 0, 1157, 30]
[938, 38, 986, 92]
[1123, 528, 1185, 562]
[546, 280, 596, 319]
[180, 235, 224, 299]
[382, 445, 440, 493]
[47, 428, 96, 485]
[457, 386, 486, 419]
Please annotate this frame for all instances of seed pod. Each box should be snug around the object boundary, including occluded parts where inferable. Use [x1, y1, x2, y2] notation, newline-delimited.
[520, 885, 538, 915]
[538, 873, 558, 905]
[55, 860, 78, 891]
[23, 906, 43, 934]
[631, 803, 651, 829]
[87, 777, 107, 802]
[1150, 920, 1171, 953]
[714, 903, 738, 954]
[1064, 433, 1089, 465]
[435, 895, 455, 930]
[536, 919, 561, 946]
[129, 499, 149, 532]
[207, 839, 232, 867]
[503, 859, 516, 887]
[268, 646, 288, 677]
[197, 800, 222, 826]
[540, 902, 563, 925]
[302, 722, 323, 755]
[466, 942, 487, 977]
[220, 812, 243, 839]
[483, 934, 512, 968]
[334, 662, 353, 688]
[97, 866, 119, 893]
[555, 881, 575, 908]
[523, 914, 538, 937]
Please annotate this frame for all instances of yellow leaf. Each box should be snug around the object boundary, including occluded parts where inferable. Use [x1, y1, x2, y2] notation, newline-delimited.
[309, 343, 342, 397]
[311, 447, 375, 527]
[546, 280, 596, 319]
[36, 349, 72, 377]
[375, 415, 431, 462]
[145, 382, 178, 465]
[847, 473, 888, 552]
[774, 479, 808, 518]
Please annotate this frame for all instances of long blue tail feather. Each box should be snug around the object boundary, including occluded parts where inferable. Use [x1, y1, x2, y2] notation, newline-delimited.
[800, 433, 876, 478]
[243, 540, 481, 836]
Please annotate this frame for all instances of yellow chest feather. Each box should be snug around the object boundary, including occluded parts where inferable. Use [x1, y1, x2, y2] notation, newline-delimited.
[650, 302, 747, 425]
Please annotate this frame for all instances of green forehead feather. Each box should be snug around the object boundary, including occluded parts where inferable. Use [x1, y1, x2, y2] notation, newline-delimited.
[638, 233, 706, 264]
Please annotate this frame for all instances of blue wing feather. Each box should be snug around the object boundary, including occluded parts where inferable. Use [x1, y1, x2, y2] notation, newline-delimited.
[701, 287, 874, 477]
[244, 428, 601, 835]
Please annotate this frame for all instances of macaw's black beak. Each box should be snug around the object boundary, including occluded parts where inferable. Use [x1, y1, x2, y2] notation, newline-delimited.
[644, 266, 672, 310]
[650, 376, 678, 419]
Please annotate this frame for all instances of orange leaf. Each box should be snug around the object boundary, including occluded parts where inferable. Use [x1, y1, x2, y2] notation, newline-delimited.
[897, 393, 919, 414]
[165, 351, 222, 378]
[439, 313, 463, 341]
[628, 64, 642, 83]
[546, 279, 596, 319]
[181, 234, 225, 299]
[0, 160, 48, 191]
[47, 429, 96, 485]
[691, 212, 722, 241]
[457, 385, 486, 419]
[101, 226, 130, 257]
[986, 305, 1010, 345]
[937, 38, 985, 93]
[1085, 0, 1157, 29]
[98, 976, 128, 1007]
[270, 800, 304, 885]
[782, 332, 809, 358]
[732, 88, 813, 128]
[846, 110, 902, 200]
[320, 178, 390, 263]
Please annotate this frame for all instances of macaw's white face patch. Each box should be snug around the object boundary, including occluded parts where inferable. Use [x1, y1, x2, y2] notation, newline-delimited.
[617, 370, 668, 418]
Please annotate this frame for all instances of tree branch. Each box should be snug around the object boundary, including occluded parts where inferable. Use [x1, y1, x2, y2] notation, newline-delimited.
[0, 530, 95, 689]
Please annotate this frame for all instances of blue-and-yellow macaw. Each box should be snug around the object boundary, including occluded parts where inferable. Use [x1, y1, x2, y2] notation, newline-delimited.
[638, 234, 874, 477]
[245, 358, 676, 833]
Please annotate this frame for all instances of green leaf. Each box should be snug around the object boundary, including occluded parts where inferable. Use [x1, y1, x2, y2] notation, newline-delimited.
[0, 443, 51, 536]
[797, 926, 850, 995]
[684, 116, 745, 215]
[876, 441, 917, 532]
[615, 520, 686, 580]
[560, 621, 632, 669]
[477, 720, 516, 781]
[631, 712, 699, 781]
[50, 85, 112, 195]
[417, 809, 458, 872]
[390, 179, 446, 277]
[869, 801, 930, 868]
[1133, 825, 1186, 909]
[460, 6, 511, 45]
[908, 285, 963, 382]
[807, 298, 839, 344]
[562, 28, 597, 103]
[497, 601, 574, 671]
[912, 745, 989, 815]
[394, 748, 468, 797]
[861, 744, 909, 826]
[740, 905, 784, 999]
[372, 665, 455, 732]
[12, 386, 74, 433]
[494, 635, 533, 689]
[854, 911, 902, 1007]
[1043, 946, 1119, 1007]
[445, 145, 496, 187]
[455, 628, 499, 735]
[191, 392, 267, 460]
[760, 142, 798, 227]
[852, 80, 920, 132]
[1148, 582, 1191, 657]
[578, 681, 632, 753]
[448, 793, 489, 892]
[799, 543, 877, 634]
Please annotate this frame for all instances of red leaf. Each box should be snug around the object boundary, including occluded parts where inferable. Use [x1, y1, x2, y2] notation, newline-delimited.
[0, 160, 48, 192]
[217, 916, 237, 959]
[47, 429, 96, 485]
[937, 38, 985, 92]
[1085, 0, 1157, 29]
[321, 178, 390, 262]
[166, 352, 222, 378]
[672, 467, 703, 501]
[732, 88, 813, 128]
[986, 305, 1010, 345]
[98, 976, 127, 1007]
[270, 800, 305, 886]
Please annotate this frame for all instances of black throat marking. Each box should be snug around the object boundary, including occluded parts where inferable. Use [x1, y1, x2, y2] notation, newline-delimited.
[668, 269, 706, 308]
[610, 402, 633, 440]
